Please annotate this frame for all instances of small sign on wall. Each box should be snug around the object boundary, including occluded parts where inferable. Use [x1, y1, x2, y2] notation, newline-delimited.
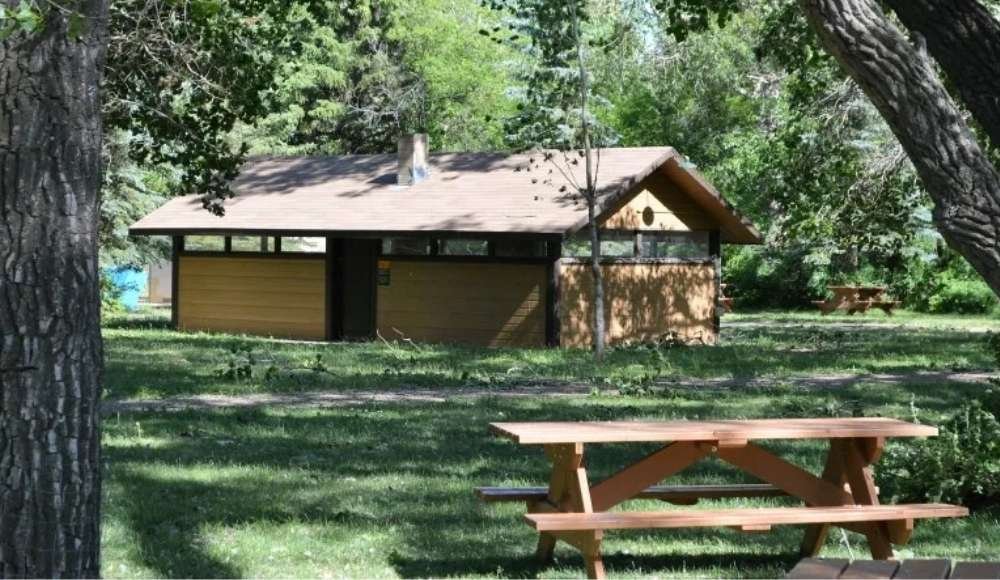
[377, 260, 391, 286]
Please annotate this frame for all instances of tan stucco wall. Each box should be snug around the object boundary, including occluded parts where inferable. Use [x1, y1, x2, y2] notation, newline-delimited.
[559, 262, 716, 347]
[377, 260, 546, 347]
[178, 255, 326, 340]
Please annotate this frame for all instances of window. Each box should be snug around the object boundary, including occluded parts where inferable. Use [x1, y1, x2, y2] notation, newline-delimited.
[382, 237, 430, 255]
[494, 239, 547, 258]
[184, 236, 225, 251]
[562, 231, 636, 258]
[231, 236, 273, 252]
[600, 231, 636, 257]
[281, 237, 326, 253]
[639, 231, 710, 259]
[439, 238, 489, 256]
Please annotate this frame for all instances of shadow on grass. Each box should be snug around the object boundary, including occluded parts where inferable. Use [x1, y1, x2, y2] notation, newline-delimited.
[102, 320, 995, 400]
[102, 388, 999, 578]
[389, 549, 794, 578]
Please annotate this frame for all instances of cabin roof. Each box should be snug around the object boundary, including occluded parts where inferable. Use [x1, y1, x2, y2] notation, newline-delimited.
[129, 147, 762, 244]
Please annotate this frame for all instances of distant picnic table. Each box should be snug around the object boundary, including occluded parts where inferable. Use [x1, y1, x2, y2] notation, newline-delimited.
[478, 418, 967, 579]
[814, 285, 901, 315]
[720, 283, 734, 314]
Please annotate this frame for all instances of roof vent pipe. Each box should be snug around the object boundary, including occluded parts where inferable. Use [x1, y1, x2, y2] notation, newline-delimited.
[397, 133, 429, 186]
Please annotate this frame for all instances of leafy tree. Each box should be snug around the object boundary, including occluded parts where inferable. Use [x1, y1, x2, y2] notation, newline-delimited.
[105, 0, 280, 214]
[235, 0, 431, 156]
[795, 0, 1000, 297]
[394, 0, 518, 151]
[662, 0, 1000, 297]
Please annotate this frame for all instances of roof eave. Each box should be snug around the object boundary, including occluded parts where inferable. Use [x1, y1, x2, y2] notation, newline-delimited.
[563, 152, 763, 245]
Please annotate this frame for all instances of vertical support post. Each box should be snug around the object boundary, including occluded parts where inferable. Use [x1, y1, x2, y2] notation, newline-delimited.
[325, 235, 338, 341]
[274, 236, 282, 253]
[367, 238, 379, 339]
[545, 238, 562, 347]
[709, 230, 722, 343]
[171, 235, 183, 329]
[224, 236, 232, 253]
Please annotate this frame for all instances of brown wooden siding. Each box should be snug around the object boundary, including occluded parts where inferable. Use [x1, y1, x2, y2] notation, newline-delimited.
[559, 262, 716, 347]
[603, 171, 715, 231]
[376, 261, 546, 347]
[178, 256, 326, 339]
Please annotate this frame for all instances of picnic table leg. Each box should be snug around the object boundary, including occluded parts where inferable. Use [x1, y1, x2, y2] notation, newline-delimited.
[800, 440, 848, 556]
[842, 437, 895, 560]
[536, 443, 606, 579]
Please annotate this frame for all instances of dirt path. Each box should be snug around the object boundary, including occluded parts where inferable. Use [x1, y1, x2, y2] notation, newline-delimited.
[102, 369, 995, 414]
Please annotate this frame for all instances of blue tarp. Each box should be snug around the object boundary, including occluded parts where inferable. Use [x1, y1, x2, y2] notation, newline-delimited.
[107, 267, 147, 311]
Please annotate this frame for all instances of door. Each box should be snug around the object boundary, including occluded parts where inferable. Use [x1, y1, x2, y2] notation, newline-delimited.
[335, 238, 379, 340]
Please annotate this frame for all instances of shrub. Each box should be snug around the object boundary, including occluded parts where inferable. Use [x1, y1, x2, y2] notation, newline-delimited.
[879, 401, 1000, 508]
[926, 278, 997, 314]
[724, 245, 828, 308]
[100, 271, 126, 316]
[987, 333, 1000, 369]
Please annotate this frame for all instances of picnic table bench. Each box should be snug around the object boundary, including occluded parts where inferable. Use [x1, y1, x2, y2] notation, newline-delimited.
[814, 286, 901, 316]
[720, 283, 734, 314]
[787, 558, 1000, 579]
[478, 418, 967, 579]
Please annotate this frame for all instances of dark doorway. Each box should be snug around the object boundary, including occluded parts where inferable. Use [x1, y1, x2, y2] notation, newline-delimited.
[330, 238, 379, 340]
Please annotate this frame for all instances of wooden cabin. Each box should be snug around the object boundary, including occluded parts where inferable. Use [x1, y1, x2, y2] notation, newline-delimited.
[129, 135, 761, 348]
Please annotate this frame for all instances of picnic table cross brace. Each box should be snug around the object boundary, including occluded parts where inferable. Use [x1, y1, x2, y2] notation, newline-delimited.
[531, 437, 903, 579]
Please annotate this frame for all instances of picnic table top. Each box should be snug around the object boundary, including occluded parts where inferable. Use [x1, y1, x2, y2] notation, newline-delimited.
[490, 418, 937, 445]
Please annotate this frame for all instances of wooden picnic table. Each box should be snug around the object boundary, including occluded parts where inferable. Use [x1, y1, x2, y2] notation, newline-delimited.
[815, 285, 900, 315]
[720, 283, 734, 314]
[481, 418, 967, 579]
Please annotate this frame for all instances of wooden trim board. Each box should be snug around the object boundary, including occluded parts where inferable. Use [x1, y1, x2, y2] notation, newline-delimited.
[524, 504, 968, 532]
[490, 418, 938, 444]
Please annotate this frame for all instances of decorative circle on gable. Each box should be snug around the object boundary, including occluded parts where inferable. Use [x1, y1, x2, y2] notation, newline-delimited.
[642, 206, 655, 226]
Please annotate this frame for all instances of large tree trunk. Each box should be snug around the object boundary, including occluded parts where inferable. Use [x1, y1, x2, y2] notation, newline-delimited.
[798, 0, 1000, 296]
[0, 0, 109, 576]
[883, 0, 1000, 151]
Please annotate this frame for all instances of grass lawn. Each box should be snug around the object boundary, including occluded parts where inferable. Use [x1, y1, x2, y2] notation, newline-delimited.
[103, 308, 1000, 399]
[101, 309, 1000, 578]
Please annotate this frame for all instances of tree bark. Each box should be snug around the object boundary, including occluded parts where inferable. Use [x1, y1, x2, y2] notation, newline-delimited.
[883, 0, 1000, 151]
[0, 1, 109, 577]
[798, 0, 1000, 296]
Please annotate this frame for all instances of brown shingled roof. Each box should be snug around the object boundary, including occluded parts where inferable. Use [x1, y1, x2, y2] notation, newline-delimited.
[129, 147, 761, 244]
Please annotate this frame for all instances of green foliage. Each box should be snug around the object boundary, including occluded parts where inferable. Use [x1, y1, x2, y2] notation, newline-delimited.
[483, 0, 616, 150]
[100, 272, 127, 317]
[723, 245, 828, 308]
[987, 333, 1000, 369]
[0, 1, 44, 39]
[927, 278, 998, 315]
[880, 401, 1000, 508]
[214, 347, 280, 382]
[903, 246, 1000, 314]
[393, 0, 517, 150]
[100, 130, 171, 268]
[105, 0, 285, 213]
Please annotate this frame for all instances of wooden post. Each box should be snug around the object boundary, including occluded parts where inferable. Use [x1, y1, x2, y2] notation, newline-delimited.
[325, 235, 338, 341]
[171, 235, 183, 329]
[545, 238, 562, 347]
[709, 230, 722, 341]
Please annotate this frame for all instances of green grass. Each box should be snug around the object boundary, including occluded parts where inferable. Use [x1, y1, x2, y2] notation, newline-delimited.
[103, 308, 1000, 400]
[100, 309, 1000, 577]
